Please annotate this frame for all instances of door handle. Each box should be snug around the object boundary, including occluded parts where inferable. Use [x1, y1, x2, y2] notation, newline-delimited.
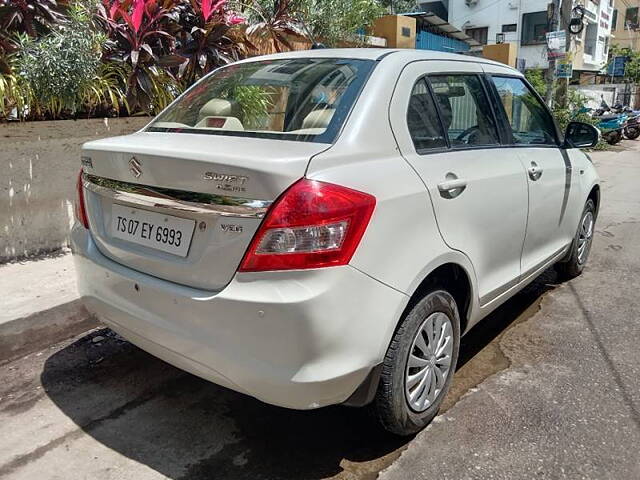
[437, 177, 467, 198]
[528, 162, 543, 181]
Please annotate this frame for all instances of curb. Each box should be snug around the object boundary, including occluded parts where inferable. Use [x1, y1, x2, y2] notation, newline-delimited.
[0, 299, 99, 364]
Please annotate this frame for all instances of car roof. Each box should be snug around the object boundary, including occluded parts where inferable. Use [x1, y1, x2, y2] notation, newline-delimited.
[236, 48, 520, 74]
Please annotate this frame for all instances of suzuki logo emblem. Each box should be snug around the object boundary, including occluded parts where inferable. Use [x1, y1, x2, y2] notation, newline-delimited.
[129, 157, 143, 179]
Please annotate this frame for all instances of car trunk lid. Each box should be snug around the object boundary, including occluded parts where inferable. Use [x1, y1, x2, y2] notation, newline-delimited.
[81, 131, 330, 290]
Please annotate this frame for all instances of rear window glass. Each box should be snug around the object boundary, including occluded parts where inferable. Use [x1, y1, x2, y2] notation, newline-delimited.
[407, 79, 447, 151]
[147, 58, 375, 143]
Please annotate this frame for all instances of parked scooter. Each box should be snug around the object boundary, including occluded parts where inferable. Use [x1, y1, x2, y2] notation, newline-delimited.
[577, 106, 626, 145]
[601, 103, 640, 141]
[598, 115, 626, 144]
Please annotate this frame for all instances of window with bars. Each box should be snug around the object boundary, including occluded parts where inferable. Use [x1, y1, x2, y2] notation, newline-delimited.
[465, 27, 489, 45]
[521, 11, 549, 45]
[625, 7, 638, 29]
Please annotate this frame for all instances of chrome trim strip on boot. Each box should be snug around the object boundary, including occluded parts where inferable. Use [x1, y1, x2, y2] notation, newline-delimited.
[82, 173, 272, 219]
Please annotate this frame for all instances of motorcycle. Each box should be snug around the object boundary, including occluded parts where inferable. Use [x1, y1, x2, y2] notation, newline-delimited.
[576, 106, 626, 145]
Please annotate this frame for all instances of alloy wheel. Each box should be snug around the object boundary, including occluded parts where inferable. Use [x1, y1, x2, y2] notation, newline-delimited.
[577, 211, 594, 265]
[404, 312, 454, 412]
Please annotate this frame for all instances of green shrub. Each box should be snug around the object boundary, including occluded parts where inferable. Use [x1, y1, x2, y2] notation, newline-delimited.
[15, 2, 107, 118]
[553, 89, 608, 149]
[232, 85, 273, 129]
[298, 0, 386, 46]
[524, 69, 547, 98]
[524, 69, 608, 150]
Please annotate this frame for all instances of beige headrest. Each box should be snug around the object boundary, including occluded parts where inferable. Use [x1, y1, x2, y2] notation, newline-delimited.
[198, 98, 240, 122]
[302, 109, 335, 130]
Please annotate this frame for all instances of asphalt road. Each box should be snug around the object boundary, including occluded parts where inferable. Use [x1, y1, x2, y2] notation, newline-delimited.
[0, 141, 639, 480]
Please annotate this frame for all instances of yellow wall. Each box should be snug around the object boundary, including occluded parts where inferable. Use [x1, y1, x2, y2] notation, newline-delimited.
[373, 15, 416, 49]
[611, 0, 640, 50]
[482, 43, 518, 67]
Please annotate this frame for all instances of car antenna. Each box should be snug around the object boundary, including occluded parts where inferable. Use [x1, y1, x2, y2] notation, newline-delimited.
[295, 14, 327, 49]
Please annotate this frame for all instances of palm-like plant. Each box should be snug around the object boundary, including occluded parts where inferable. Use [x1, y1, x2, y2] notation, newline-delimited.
[0, 0, 67, 37]
[0, 49, 33, 119]
[79, 61, 129, 117]
[163, 0, 248, 85]
[99, 0, 180, 112]
[242, 0, 306, 53]
[98, 0, 250, 112]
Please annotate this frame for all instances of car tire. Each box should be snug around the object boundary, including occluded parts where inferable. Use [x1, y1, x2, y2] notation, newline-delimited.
[556, 199, 596, 280]
[371, 289, 460, 436]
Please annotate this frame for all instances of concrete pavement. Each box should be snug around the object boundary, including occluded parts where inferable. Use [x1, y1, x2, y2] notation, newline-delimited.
[380, 143, 640, 479]
[0, 141, 639, 479]
[0, 252, 96, 363]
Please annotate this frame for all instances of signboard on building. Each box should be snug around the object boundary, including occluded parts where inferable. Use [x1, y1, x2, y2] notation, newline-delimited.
[556, 60, 573, 78]
[607, 56, 628, 77]
[546, 30, 567, 58]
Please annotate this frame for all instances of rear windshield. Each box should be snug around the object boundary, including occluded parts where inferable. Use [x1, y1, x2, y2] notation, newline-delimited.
[147, 58, 375, 143]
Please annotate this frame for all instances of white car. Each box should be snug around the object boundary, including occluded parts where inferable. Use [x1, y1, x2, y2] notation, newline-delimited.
[72, 49, 600, 435]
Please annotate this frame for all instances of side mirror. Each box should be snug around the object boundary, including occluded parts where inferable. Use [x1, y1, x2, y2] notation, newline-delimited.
[564, 121, 600, 149]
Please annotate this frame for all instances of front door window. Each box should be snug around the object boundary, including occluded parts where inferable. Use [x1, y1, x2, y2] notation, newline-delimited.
[490, 76, 558, 146]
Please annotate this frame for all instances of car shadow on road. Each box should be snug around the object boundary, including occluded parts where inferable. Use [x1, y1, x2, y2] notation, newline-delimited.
[40, 269, 559, 480]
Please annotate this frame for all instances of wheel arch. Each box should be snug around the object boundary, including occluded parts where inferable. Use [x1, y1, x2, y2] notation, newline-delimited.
[588, 184, 600, 216]
[345, 258, 477, 408]
[407, 262, 474, 335]
[397, 253, 478, 338]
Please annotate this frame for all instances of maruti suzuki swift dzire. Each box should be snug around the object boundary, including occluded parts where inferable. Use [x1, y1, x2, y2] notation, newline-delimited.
[73, 48, 600, 435]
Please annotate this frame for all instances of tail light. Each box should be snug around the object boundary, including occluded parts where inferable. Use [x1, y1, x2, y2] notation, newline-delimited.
[239, 179, 376, 272]
[74, 170, 89, 229]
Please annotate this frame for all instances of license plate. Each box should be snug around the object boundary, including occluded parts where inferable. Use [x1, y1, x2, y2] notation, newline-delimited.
[111, 204, 195, 257]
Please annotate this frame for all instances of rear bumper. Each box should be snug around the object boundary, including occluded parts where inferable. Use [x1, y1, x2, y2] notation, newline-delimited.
[71, 225, 407, 409]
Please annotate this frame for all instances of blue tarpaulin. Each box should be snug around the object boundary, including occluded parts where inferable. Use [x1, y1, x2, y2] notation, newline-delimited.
[415, 30, 470, 53]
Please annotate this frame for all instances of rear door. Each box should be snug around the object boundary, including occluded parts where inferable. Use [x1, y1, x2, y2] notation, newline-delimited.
[484, 69, 577, 277]
[390, 61, 529, 306]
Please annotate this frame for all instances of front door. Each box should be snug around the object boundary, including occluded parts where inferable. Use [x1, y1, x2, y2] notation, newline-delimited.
[390, 61, 529, 306]
[486, 73, 576, 277]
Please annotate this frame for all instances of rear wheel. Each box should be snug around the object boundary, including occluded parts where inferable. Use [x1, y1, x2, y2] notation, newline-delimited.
[556, 199, 596, 280]
[371, 289, 460, 436]
[624, 126, 640, 140]
[605, 131, 623, 145]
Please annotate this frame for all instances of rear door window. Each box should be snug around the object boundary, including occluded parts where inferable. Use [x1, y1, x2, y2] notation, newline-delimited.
[407, 79, 447, 151]
[489, 76, 558, 145]
[427, 75, 500, 147]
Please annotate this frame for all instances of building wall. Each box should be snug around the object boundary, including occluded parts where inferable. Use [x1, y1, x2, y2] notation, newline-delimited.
[373, 15, 417, 49]
[610, 0, 640, 50]
[0, 117, 150, 262]
[448, 0, 613, 71]
[482, 43, 518, 66]
[573, 83, 638, 109]
[575, 0, 615, 70]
